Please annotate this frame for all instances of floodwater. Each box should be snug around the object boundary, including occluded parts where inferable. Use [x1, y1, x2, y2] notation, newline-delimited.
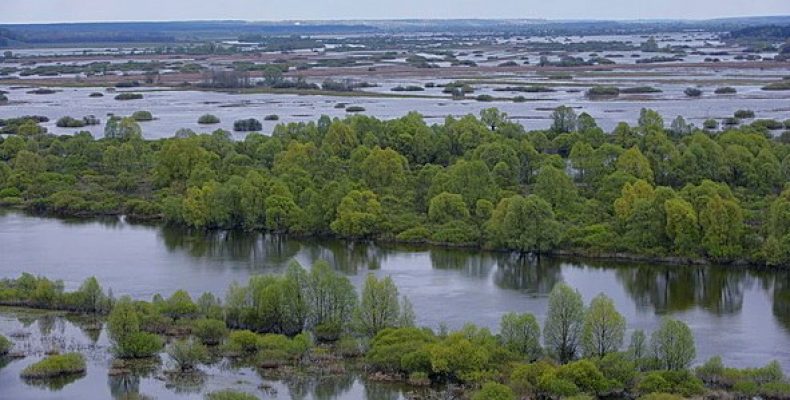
[1, 77, 788, 139]
[0, 309, 411, 400]
[0, 210, 788, 374]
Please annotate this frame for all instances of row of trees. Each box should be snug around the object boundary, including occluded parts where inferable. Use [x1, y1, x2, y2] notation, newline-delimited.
[1, 107, 789, 265]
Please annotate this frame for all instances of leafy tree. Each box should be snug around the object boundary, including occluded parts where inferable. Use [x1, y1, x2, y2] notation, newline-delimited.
[500, 312, 542, 360]
[544, 283, 585, 363]
[581, 294, 626, 358]
[355, 274, 401, 337]
[551, 106, 578, 133]
[473, 382, 516, 400]
[428, 192, 470, 224]
[480, 108, 508, 131]
[487, 195, 561, 254]
[331, 190, 382, 238]
[650, 318, 696, 370]
[104, 116, 142, 140]
[699, 195, 744, 261]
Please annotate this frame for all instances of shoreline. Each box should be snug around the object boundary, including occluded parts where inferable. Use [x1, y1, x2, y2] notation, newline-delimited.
[2, 207, 780, 271]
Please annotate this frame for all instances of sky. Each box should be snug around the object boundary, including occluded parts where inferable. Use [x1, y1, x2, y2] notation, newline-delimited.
[1, 0, 789, 23]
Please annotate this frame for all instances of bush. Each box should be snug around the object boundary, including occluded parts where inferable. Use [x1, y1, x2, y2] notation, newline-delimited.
[556, 359, 611, 394]
[314, 320, 342, 342]
[131, 111, 153, 121]
[396, 226, 431, 243]
[115, 332, 163, 359]
[56, 116, 86, 128]
[345, 106, 365, 113]
[192, 319, 227, 345]
[0, 334, 11, 355]
[586, 86, 620, 97]
[233, 118, 262, 132]
[621, 86, 662, 94]
[114, 93, 143, 101]
[89, 92, 104, 97]
[703, 119, 718, 130]
[263, 114, 279, 121]
[367, 327, 436, 372]
[752, 119, 784, 130]
[638, 370, 704, 396]
[734, 109, 755, 119]
[391, 85, 425, 92]
[714, 87, 737, 94]
[226, 330, 260, 353]
[476, 94, 495, 102]
[204, 390, 259, 400]
[683, 87, 702, 97]
[473, 382, 516, 400]
[197, 114, 220, 124]
[167, 338, 209, 371]
[20, 353, 86, 378]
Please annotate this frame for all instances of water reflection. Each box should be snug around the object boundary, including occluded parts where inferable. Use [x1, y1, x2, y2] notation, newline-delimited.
[1, 211, 790, 369]
[614, 264, 748, 314]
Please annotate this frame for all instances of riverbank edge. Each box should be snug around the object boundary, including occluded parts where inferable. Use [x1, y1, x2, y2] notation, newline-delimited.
[3, 207, 783, 270]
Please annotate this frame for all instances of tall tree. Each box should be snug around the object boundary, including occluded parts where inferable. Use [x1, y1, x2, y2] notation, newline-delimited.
[544, 283, 585, 363]
[581, 293, 626, 358]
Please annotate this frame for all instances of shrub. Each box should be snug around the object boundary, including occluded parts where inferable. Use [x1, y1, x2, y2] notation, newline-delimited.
[56, 116, 86, 128]
[131, 111, 153, 121]
[476, 94, 495, 102]
[20, 353, 86, 378]
[89, 92, 104, 97]
[714, 87, 737, 94]
[752, 119, 784, 130]
[115, 332, 163, 358]
[683, 87, 702, 97]
[204, 390, 259, 400]
[538, 371, 580, 397]
[167, 338, 209, 371]
[345, 106, 365, 113]
[556, 359, 612, 394]
[473, 382, 516, 400]
[114, 93, 143, 101]
[638, 370, 704, 396]
[367, 327, 436, 372]
[391, 85, 425, 92]
[233, 118, 262, 132]
[621, 86, 662, 94]
[734, 109, 755, 119]
[314, 320, 342, 342]
[226, 330, 260, 353]
[586, 86, 620, 97]
[192, 319, 227, 345]
[0, 334, 11, 355]
[263, 114, 279, 121]
[396, 226, 431, 243]
[197, 114, 220, 124]
[703, 119, 718, 130]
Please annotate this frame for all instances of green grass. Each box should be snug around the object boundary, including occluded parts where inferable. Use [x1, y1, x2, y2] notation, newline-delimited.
[20, 353, 86, 379]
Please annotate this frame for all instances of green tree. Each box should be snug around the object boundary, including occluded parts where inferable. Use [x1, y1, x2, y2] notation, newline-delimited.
[104, 116, 142, 140]
[699, 195, 744, 261]
[581, 294, 626, 358]
[544, 283, 585, 363]
[355, 274, 401, 337]
[428, 192, 470, 224]
[499, 312, 542, 360]
[650, 318, 696, 370]
[487, 195, 561, 254]
[551, 106, 578, 133]
[330, 190, 382, 238]
[664, 198, 700, 256]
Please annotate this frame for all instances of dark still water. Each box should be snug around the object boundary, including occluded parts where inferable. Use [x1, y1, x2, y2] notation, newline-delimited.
[1, 210, 789, 371]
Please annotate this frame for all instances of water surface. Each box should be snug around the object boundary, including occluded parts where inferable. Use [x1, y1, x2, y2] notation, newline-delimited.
[0, 210, 788, 371]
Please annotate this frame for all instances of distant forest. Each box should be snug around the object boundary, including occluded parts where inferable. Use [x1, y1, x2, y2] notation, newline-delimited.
[1, 17, 789, 47]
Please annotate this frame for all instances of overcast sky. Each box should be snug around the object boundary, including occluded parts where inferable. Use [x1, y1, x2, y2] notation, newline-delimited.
[1, 0, 789, 24]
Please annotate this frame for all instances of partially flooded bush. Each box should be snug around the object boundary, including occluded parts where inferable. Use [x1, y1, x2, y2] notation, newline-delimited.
[192, 319, 227, 345]
[21, 353, 86, 379]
